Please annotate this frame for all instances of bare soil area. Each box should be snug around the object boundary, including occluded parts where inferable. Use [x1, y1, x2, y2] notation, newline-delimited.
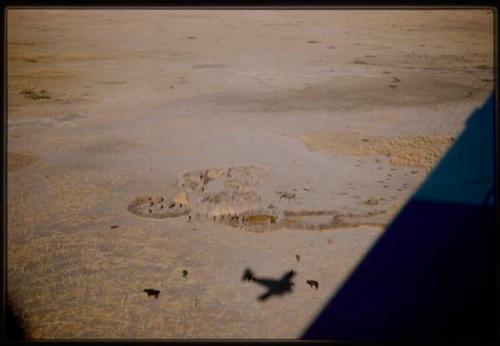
[6, 9, 494, 339]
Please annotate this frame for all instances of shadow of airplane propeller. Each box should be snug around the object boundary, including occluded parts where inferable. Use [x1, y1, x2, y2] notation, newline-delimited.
[242, 268, 296, 301]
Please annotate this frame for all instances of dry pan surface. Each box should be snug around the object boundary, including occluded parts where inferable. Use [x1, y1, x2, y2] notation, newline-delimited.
[7, 10, 493, 339]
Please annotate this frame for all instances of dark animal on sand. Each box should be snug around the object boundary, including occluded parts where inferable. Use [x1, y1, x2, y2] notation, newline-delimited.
[242, 269, 255, 281]
[183, 270, 188, 278]
[307, 280, 319, 289]
[296, 254, 301, 262]
[143, 288, 160, 298]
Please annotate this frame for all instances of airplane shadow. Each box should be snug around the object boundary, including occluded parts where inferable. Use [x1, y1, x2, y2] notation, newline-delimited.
[303, 93, 496, 341]
[242, 268, 296, 301]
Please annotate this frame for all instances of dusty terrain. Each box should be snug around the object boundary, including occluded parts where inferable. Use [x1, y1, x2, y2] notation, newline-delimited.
[6, 9, 494, 339]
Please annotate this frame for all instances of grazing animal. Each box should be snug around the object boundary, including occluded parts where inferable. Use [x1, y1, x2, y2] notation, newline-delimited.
[188, 215, 192, 222]
[110, 225, 119, 229]
[307, 280, 319, 289]
[168, 202, 176, 209]
[161, 205, 164, 209]
[148, 209, 152, 214]
[182, 270, 188, 278]
[296, 254, 301, 262]
[143, 288, 160, 298]
[242, 269, 255, 282]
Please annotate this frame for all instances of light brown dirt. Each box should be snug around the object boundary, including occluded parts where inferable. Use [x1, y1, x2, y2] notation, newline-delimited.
[7, 9, 494, 339]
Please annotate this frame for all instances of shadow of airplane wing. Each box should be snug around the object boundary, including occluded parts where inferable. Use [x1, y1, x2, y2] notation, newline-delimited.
[247, 270, 296, 302]
[253, 278, 278, 288]
[258, 291, 274, 301]
[303, 94, 496, 341]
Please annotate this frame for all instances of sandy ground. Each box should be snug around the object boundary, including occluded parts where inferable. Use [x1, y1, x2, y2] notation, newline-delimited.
[6, 9, 494, 339]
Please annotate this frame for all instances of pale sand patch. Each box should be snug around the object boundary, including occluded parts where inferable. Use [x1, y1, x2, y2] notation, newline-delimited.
[84, 137, 139, 154]
[8, 152, 38, 171]
[300, 131, 455, 170]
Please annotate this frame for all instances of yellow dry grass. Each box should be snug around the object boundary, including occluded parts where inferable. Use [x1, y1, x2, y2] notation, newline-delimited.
[301, 132, 455, 170]
[242, 214, 276, 225]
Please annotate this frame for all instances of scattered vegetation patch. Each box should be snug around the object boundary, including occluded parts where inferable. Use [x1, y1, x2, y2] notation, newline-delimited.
[20, 88, 50, 100]
[474, 64, 490, 70]
[364, 197, 379, 206]
[241, 214, 276, 226]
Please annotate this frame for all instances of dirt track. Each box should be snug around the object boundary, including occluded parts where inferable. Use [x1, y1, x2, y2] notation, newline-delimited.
[7, 9, 494, 339]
